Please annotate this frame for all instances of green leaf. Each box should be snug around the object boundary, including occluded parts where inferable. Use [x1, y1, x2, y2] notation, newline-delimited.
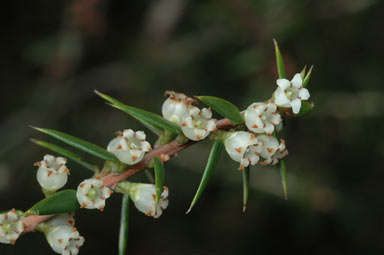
[31, 126, 118, 162]
[303, 65, 313, 88]
[273, 39, 286, 79]
[242, 166, 250, 212]
[196, 96, 243, 125]
[95, 90, 182, 135]
[297, 101, 313, 116]
[187, 139, 223, 213]
[25, 190, 80, 215]
[30, 139, 99, 172]
[279, 159, 288, 200]
[300, 65, 307, 79]
[119, 194, 130, 255]
[153, 157, 165, 205]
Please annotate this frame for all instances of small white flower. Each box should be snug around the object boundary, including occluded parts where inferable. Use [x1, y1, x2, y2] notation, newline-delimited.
[48, 214, 75, 227]
[181, 106, 216, 141]
[35, 155, 70, 192]
[107, 129, 152, 165]
[76, 178, 113, 211]
[127, 183, 169, 218]
[46, 225, 84, 255]
[244, 102, 282, 135]
[224, 131, 262, 170]
[162, 90, 196, 125]
[0, 209, 24, 245]
[273, 73, 310, 114]
[257, 135, 288, 165]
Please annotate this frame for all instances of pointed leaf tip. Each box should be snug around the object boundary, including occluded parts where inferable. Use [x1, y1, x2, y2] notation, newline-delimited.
[303, 65, 313, 88]
[187, 139, 223, 213]
[273, 39, 286, 79]
[279, 159, 288, 200]
[242, 166, 250, 212]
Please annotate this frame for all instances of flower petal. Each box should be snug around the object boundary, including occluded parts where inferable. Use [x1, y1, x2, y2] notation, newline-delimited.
[276, 79, 290, 89]
[291, 73, 302, 88]
[274, 89, 290, 105]
[290, 99, 302, 114]
[299, 88, 310, 100]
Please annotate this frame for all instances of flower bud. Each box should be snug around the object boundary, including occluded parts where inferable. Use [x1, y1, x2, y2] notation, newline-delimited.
[127, 183, 169, 218]
[245, 102, 281, 135]
[46, 225, 84, 255]
[273, 73, 310, 114]
[0, 209, 24, 245]
[181, 106, 216, 141]
[107, 129, 152, 165]
[224, 131, 261, 170]
[35, 155, 70, 192]
[162, 91, 196, 125]
[76, 178, 113, 211]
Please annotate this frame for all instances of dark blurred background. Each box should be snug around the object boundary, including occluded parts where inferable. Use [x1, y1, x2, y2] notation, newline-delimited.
[1, 0, 384, 254]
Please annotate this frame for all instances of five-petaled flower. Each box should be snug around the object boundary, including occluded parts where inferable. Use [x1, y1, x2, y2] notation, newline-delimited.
[181, 106, 216, 141]
[34, 154, 70, 193]
[107, 129, 152, 165]
[245, 102, 282, 135]
[126, 182, 169, 218]
[257, 135, 288, 165]
[76, 178, 113, 211]
[274, 73, 310, 114]
[46, 225, 85, 255]
[224, 131, 262, 170]
[0, 209, 24, 245]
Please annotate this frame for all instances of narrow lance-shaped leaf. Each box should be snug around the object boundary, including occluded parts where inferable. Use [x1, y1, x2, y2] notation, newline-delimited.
[95, 90, 181, 135]
[242, 166, 250, 212]
[187, 139, 223, 213]
[300, 65, 307, 79]
[31, 139, 99, 172]
[196, 96, 244, 125]
[118, 194, 129, 255]
[302, 65, 313, 88]
[153, 156, 165, 205]
[297, 101, 313, 116]
[273, 39, 286, 79]
[31, 126, 118, 162]
[25, 190, 80, 215]
[279, 159, 288, 200]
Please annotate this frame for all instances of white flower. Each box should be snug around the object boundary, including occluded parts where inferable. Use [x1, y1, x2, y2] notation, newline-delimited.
[35, 155, 70, 192]
[76, 178, 113, 211]
[257, 135, 288, 165]
[244, 102, 282, 135]
[162, 90, 196, 125]
[107, 129, 152, 165]
[127, 183, 169, 218]
[46, 225, 84, 255]
[0, 209, 24, 245]
[274, 73, 310, 114]
[224, 131, 262, 170]
[181, 106, 216, 141]
[48, 214, 75, 227]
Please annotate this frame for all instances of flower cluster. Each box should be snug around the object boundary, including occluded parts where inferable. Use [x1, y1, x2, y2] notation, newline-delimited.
[0, 209, 24, 245]
[223, 73, 310, 169]
[162, 91, 216, 141]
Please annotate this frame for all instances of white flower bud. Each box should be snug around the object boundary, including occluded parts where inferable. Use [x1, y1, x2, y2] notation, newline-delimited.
[162, 90, 196, 125]
[224, 131, 261, 170]
[107, 129, 152, 165]
[273, 73, 310, 114]
[257, 135, 288, 165]
[181, 107, 216, 141]
[0, 209, 24, 245]
[35, 155, 70, 192]
[76, 178, 113, 211]
[46, 225, 84, 255]
[245, 102, 282, 135]
[127, 183, 169, 218]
